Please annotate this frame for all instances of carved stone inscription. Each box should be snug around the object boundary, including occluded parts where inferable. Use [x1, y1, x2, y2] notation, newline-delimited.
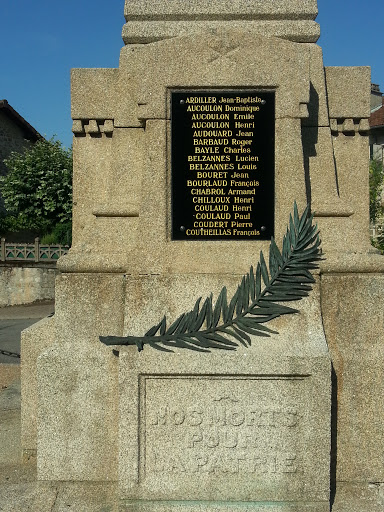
[144, 377, 304, 481]
[171, 90, 275, 240]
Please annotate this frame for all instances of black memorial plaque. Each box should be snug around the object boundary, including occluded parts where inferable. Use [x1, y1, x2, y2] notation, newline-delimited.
[171, 90, 275, 240]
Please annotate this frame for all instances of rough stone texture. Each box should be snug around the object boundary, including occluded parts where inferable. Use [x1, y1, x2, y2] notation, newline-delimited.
[313, 125, 372, 257]
[331, 132, 371, 251]
[21, 317, 55, 453]
[37, 343, 119, 481]
[321, 274, 384, 483]
[124, 0, 319, 20]
[301, 127, 353, 230]
[116, 279, 330, 509]
[320, 252, 384, 274]
[122, 275, 327, 358]
[118, 32, 311, 123]
[21, 3, 384, 510]
[118, 367, 329, 504]
[71, 134, 113, 245]
[118, 323, 329, 507]
[68, 31, 317, 129]
[71, 68, 119, 121]
[325, 66, 371, 120]
[54, 273, 125, 343]
[1, 375, 120, 511]
[62, 32, 321, 275]
[0, 481, 119, 512]
[0, 266, 56, 306]
[122, 20, 320, 45]
[122, 0, 319, 44]
[62, 31, 370, 275]
[274, 117, 307, 240]
[302, 44, 329, 128]
[119, 502, 328, 512]
[63, 32, 372, 277]
[331, 482, 384, 512]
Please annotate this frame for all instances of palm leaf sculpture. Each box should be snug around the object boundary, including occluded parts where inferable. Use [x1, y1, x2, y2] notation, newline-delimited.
[100, 203, 321, 353]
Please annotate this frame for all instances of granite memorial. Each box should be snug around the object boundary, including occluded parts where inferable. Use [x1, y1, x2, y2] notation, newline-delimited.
[21, 1, 384, 511]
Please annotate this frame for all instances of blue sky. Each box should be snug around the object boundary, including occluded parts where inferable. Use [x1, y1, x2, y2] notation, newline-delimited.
[1, 1, 382, 149]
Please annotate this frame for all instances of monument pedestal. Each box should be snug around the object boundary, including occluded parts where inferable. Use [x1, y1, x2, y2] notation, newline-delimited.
[118, 349, 330, 510]
[20, 1, 384, 510]
[33, 278, 331, 510]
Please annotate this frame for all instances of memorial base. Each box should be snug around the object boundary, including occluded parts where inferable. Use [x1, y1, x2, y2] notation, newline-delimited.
[119, 501, 330, 512]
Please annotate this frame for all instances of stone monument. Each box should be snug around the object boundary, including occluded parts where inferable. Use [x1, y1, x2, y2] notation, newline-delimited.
[21, 1, 384, 511]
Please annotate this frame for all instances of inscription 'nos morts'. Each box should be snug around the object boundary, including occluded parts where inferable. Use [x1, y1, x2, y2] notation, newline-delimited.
[171, 91, 275, 240]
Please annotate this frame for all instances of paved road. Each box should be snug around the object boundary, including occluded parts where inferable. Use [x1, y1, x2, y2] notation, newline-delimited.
[0, 302, 54, 364]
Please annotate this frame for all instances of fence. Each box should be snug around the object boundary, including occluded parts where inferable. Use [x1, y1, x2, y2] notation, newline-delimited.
[0, 238, 69, 263]
[370, 222, 384, 242]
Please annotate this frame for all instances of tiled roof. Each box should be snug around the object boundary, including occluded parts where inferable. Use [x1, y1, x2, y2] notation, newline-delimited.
[0, 100, 42, 141]
[370, 97, 384, 129]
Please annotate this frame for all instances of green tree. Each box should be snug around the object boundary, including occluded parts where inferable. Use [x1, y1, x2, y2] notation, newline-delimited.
[369, 159, 384, 252]
[0, 137, 72, 241]
[369, 159, 384, 222]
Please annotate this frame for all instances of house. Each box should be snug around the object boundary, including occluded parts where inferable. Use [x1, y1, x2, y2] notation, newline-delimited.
[0, 100, 42, 240]
[370, 84, 384, 163]
[0, 99, 41, 182]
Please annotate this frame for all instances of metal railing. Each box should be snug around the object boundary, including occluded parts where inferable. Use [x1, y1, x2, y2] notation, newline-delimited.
[0, 238, 69, 262]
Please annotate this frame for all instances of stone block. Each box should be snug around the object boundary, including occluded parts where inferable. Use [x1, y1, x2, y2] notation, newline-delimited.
[67, 128, 145, 267]
[71, 68, 119, 120]
[114, 275, 331, 509]
[123, 0, 319, 45]
[321, 274, 384, 485]
[122, 20, 320, 45]
[106, 127, 145, 212]
[54, 273, 125, 343]
[124, 0, 319, 20]
[301, 127, 353, 226]
[275, 117, 307, 240]
[65, 119, 274, 275]
[331, 482, 384, 512]
[325, 66, 371, 119]
[37, 343, 118, 481]
[302, 44, 330, 127]
[121, 274, 327, 349]
[21, 317, 55, 454]
[120, 502, 327, 512]
[331, 129, 371, 253]
[117, 315, 330, 508]
[118, 31, 311, 124]
[35, 4, 383, 511]
[71, 135, 113, 243]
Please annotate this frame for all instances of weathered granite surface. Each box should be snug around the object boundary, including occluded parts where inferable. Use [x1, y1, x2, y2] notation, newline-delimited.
[122, 0, 320, 44]
[20, 1, 384, 510]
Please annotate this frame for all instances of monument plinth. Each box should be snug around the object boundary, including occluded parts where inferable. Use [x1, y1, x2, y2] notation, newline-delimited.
[21, 1, 384, 511]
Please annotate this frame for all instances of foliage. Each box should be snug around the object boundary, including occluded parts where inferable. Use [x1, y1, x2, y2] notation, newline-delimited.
[0, 138, 72, 235]
[0, 212, 26, 234]
[41, 222, 72, 245]
[369, 159, 384, 224]
[369, 159, 384, 253]
[372, 235, 384, 254]
[100, 203, 321, 353]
